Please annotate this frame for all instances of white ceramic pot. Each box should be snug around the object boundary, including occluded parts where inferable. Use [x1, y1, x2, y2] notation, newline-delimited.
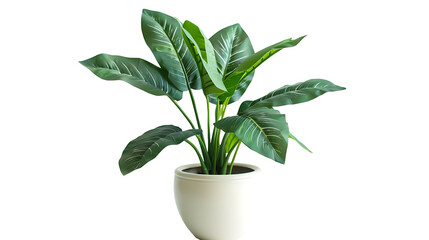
[174, 163, 260, 240]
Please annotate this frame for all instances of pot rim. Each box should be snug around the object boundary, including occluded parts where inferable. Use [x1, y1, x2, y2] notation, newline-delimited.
[175, 163, 261, 182]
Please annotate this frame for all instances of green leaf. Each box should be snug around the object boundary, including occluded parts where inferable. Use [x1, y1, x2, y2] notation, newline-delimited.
[239, 79, 346, 113]
[141, 9, 201, 91]
[214, 107, 289, 163]
[79, 54, 182, 100]
[289, 132, 312, 153]
[182, 20, 227, 95]
[207, 24, 255, 104]
[226, 71, 255, 104]
[222, 36, 306, 99]
[119, 125, 201, 175]
[225, 133, 239, 153]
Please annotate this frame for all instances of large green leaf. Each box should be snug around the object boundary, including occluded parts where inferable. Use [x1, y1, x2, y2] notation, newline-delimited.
[239, 79, 346, 113]
[141, 9, 201, 91]
[119, 125, 201, 175]
[79, 54, 182, 100]
[214, 107, 289, 163]
[222, 36, 306, 99]
[182, 20, 227, 95]
[207, 24, 255, 103]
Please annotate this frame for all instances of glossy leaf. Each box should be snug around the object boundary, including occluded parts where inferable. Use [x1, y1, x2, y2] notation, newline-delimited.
[182, 20, 227, 95]
[206, 24, 254, 104]
[214, 107, 289, 163]
[119, 125, 201, 175]
[141, 9, 201, 91]
[289, 132, 312, 153]
[180, 26, 204, 90]
[226, 71, 255, 104]
[222, 36, 306, 99]
[207, 24, 255, 103]
[79, 54, 182, 100]
[239, 79, 346, 113]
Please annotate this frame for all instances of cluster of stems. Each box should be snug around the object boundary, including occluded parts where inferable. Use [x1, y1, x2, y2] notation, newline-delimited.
[168, 86, 241, 175]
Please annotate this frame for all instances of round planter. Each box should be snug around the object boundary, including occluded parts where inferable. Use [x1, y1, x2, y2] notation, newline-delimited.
[174, 163, 261, 240]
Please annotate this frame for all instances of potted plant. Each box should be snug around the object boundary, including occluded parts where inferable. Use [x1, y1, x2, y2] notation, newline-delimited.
[80, 9, 345, 240]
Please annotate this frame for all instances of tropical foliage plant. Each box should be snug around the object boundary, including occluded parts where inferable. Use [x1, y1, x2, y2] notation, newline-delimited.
[80, 9, 345, 175]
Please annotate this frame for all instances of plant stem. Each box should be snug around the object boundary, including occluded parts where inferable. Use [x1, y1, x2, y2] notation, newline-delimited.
[185, 140, 208, 174]
[220, 97, 231, 119]
[220, 140, 239, 174]
[211, 98, 231, 174]
[174, 52, 211, 172]
[217, 133, 230, 173]
[228, 141, 241, 174]
[221, 148, 234, 174]
[187, 86, 203, 131]
[209, 99, 220, 174]
[168, 96, 211, 170]
[196, 135, 212, 170]
[215, 98, 220, 121]
[211, 128, 221, 174]
[206, 96, 211, 147]
[168, 96, 195, 129]
[185, 83, 211, 164]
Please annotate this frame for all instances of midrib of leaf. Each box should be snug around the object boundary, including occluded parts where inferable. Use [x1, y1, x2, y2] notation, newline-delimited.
[224, 29, 247, 78]
[202, 32, 232, 91]
[244, 114, 280, 157]
[140, 135, 167, 159]
[219, 32, 234, 80]
[153, 18, 191, 88]
[147, 14, 190, 89]
[130, 128, 177, 169]
[216, 28, 243, 82]
[225, 49, 280, 94]
[240, 49, 279, 84]
[248, 80, 344, 110]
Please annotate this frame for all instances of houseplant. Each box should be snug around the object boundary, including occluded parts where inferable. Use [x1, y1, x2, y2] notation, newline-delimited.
[80, 9, 345, 239]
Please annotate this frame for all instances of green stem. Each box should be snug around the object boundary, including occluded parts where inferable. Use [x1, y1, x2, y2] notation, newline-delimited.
[220, 97, 231, 119]
[206, 96, 211, 147]
[221, 140, 239, 174]
[217, 133, 230, 174]
[211, 128, 221, 174]
[172, 48, 211, 172]
[185, 83, 210, 162]
[168, 96, 195, 129]
[228, 141, 241, 174]
[209, 99, 220, 174]
[215, 99, 220, 121]
[185, 140, 208, 174]
[211, 98, 230, 173]
[168, 97, 211, 170]
[221, 148, 234, 174]
[187, 86, 203, 131]
[196, 135, 211, 170]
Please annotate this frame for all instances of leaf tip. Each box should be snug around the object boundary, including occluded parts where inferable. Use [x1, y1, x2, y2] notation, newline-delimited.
[119, 161, 129, 176]
[120, 168, 129, 176]
[294, 35, 307, 44]
[142, 8, 151, 14]
[78, 57, 91, 67]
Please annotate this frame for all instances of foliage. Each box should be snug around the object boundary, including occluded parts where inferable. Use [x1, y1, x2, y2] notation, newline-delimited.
[80, 9, 345, 175]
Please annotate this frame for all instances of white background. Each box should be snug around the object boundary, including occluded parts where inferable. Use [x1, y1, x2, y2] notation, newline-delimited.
[1, 0, 428, 239]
